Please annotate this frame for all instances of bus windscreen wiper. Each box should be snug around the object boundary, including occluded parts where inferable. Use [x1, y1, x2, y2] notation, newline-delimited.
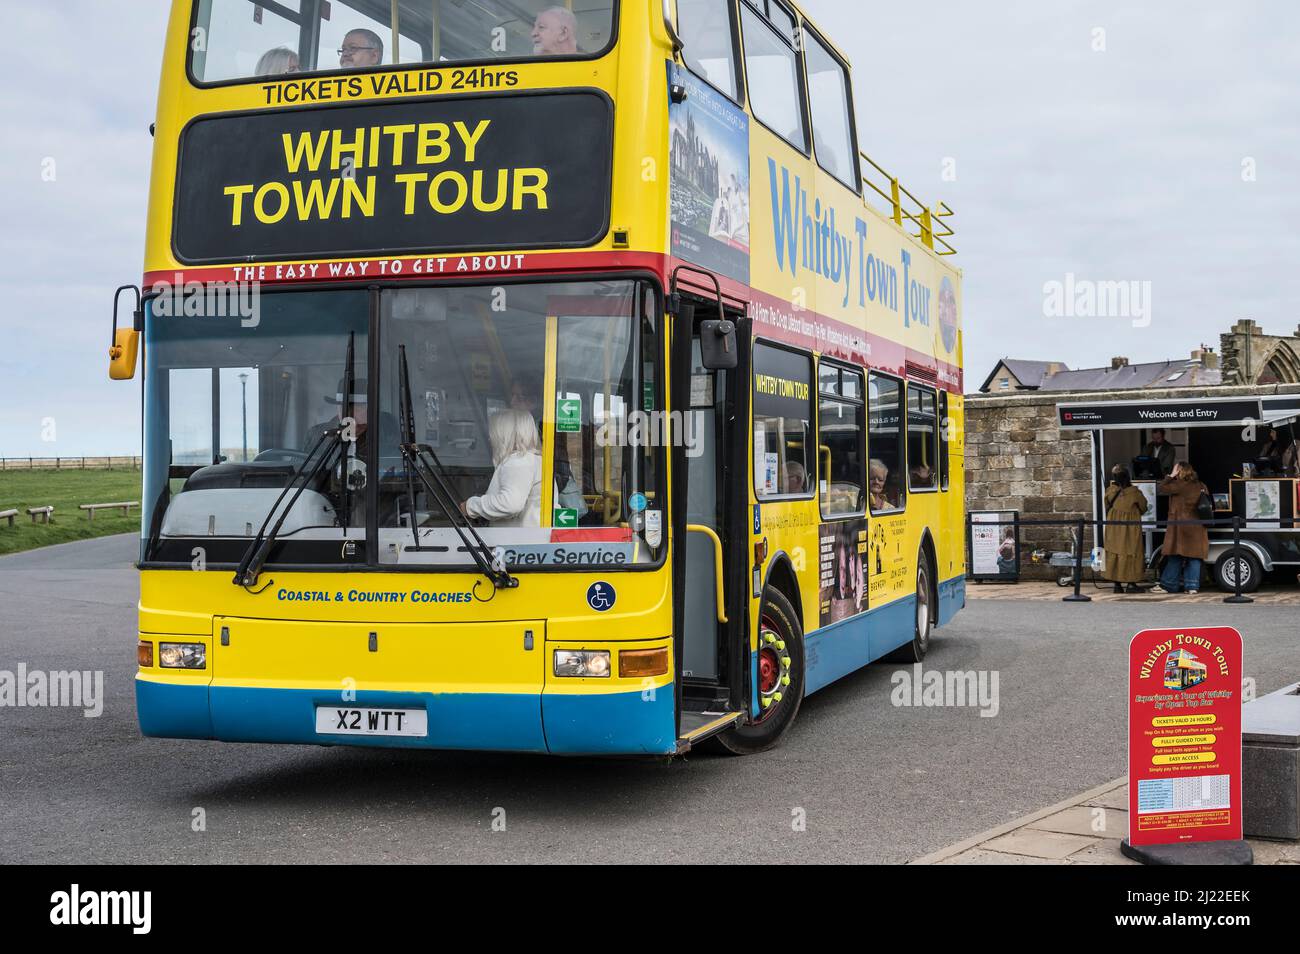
[397, 344, 517, 590]
[233, 334, 356, 589]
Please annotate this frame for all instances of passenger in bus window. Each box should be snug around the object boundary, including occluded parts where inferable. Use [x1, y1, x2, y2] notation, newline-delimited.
[909, 462, 934, 489]
[460, 409, 544, 527]
[511, 375, 586, 519]
[255, 46, 300, 76]
[782, 460, 806, 493]
[339, 29, 384, 69]
[869, 458, 893, 510]
[531, 7, 579, 55]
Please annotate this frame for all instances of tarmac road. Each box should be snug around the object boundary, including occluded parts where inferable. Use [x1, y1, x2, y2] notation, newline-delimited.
[1, 534, 1295, 863]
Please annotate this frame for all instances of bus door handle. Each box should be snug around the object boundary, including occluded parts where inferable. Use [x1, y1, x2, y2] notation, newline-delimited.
[686, 524, 728, 624]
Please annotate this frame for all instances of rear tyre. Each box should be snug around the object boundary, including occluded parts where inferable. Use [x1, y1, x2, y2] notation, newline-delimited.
[1212, 548, 1262, 594]
[886, 551, 934, 663]
[713, 586, 805, 755]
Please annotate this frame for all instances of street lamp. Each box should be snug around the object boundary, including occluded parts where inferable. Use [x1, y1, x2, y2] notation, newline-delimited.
[238, 372, 249, 462]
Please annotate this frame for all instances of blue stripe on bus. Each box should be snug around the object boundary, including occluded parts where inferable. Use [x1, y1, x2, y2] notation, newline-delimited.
[136, 678, 215, 739]
[937, 574, 966, 626]
[803, 597, 916, 695]
[137, 677, 676, 755]
[801, 573, 965, 695]
[541, 686, 677, 755]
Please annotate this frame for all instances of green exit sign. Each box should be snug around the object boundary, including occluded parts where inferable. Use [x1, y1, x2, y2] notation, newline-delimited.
[556, 397, 581, 432]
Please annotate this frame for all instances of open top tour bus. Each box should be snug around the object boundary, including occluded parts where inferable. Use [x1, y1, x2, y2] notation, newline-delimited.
[108, 0, 966, 756]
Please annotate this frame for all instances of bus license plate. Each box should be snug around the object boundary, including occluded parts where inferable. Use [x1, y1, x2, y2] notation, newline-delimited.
[315, 706, 427, 737]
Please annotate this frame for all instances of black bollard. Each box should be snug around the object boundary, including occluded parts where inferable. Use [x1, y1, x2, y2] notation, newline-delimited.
[1224, 514, 1254, 604]
[1063, 517, 1091, 602]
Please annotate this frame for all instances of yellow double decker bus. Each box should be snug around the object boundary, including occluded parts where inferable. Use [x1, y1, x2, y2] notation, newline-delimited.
[110, 0, 965, 756]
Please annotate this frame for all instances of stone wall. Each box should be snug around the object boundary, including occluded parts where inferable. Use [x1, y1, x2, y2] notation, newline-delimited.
[964, 392, 1093, 579]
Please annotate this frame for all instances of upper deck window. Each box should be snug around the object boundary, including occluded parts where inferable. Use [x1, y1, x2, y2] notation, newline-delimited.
[678, 0, 740, 101]
[190, 0, 617, 85]
[738, 0, 807, 152]
[804, 30, 858, 190]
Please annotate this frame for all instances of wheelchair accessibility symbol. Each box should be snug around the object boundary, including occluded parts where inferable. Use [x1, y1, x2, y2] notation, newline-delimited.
[586, 581, 616, 612]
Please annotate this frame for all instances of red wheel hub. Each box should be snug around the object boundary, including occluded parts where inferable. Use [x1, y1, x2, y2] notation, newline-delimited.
[759, 647, 780, 693]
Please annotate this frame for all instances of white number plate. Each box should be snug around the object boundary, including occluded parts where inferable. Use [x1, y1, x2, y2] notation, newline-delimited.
[315, 706, 428, 737]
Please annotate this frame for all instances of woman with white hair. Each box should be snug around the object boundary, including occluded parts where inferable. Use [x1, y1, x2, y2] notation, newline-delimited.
[460, 408, 544, 527]
[254, 46, 300, 76]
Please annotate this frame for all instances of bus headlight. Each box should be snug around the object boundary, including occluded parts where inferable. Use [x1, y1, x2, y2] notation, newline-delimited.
[553, 650, 610, 678]
[159, 642, 207, 670]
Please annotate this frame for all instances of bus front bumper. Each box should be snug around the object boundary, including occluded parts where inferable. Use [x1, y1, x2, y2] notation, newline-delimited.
[135, 675, 678, 756]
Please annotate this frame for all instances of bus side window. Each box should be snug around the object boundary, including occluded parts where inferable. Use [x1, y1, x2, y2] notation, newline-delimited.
[678, 0, 741, 101]
[906, 383, 938, 491]
[739, 1, 808, 152]
[817, 362, 865, 517]
[753, 342, 812, 498]
[803, 29, 858, 189]
[867, 373, 904, 512]
[939, 391, 950, 490]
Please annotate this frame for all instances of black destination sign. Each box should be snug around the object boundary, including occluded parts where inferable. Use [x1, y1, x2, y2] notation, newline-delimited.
[173, 92, 612, 264]
[1057, 399, 1261, 429]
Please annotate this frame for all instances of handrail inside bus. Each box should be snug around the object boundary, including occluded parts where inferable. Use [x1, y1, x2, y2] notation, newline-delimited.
[686, 524, 728, 623]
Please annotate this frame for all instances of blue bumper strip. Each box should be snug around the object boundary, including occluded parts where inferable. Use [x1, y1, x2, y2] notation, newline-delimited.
[541, 686, 676, 755]
[137, 678, 676, 755]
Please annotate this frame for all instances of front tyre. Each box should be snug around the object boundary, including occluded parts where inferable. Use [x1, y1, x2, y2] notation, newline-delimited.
[714, 586, 805, 755]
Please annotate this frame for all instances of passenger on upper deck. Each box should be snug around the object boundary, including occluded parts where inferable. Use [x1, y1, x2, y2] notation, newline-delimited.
[531, 6, 579, 55]
[339, 29, 384, 69]
[255, 46, 300, 76]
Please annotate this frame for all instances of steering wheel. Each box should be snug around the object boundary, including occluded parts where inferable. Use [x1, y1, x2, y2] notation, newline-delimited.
[253, 448, 309, 465]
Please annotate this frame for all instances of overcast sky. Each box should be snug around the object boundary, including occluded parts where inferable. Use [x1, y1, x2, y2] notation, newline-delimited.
[1, 1, 1297, 455]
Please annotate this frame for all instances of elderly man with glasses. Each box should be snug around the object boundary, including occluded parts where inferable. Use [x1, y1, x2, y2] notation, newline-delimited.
[339, 28, 383, 68]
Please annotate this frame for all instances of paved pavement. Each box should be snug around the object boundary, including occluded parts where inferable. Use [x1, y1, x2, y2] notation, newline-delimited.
[2, 534, 1298, 864]
[913, 777, 1300, 865]
[969, 579, 1300, 604]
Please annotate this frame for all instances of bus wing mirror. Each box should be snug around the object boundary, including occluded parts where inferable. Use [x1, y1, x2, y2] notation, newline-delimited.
[109, 284, 142, 380]
[699, 318, 737, 370]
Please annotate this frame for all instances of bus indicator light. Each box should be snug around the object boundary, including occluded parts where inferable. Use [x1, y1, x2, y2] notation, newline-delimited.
[137, 640, 153, 668]
[619, 648, 669, 678]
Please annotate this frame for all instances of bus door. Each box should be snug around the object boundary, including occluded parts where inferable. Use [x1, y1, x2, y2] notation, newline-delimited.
[670, 276, 750, 746]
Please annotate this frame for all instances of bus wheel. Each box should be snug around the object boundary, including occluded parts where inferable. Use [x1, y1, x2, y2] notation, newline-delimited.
[1213, 548, 1262, 593]
[714, 586, 805, 755]
[886, 553, 933, 663]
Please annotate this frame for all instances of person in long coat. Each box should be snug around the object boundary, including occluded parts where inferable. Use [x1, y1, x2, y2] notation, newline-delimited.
[1104, 466, 1148, 592]
[1153, 462, 1210, 594]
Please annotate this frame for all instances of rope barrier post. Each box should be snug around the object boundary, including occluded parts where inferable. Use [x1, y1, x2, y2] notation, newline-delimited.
[1063, 517, 1091, 602]
[1224, 515, 1254, 604]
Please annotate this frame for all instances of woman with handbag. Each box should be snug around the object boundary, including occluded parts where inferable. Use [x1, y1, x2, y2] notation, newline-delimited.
[1151, 462, 1210, 594]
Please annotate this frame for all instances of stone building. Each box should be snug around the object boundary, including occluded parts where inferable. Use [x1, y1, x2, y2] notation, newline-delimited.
[964, 381, 1300, 580]
[1220, 320, 1300, 385]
